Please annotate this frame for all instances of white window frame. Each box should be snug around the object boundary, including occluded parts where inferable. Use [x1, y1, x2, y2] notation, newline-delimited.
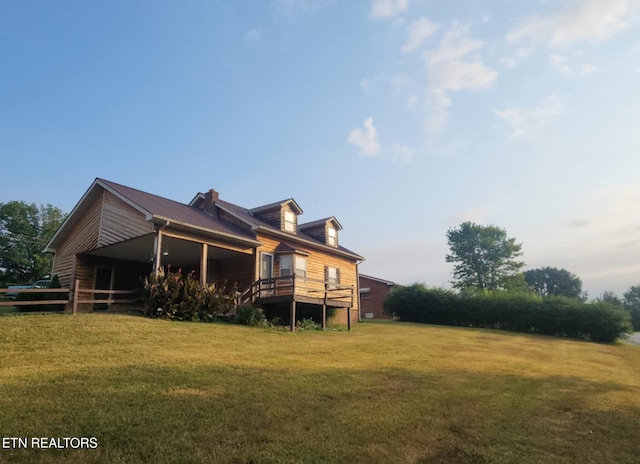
[327, 226, 337, 246]
[280, 255, 292, 277]
[284, 210, 296, 232]
[295, 256, 306, 279]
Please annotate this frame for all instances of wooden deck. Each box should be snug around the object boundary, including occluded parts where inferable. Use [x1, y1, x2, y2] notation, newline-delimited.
[240, 276, 355, 331]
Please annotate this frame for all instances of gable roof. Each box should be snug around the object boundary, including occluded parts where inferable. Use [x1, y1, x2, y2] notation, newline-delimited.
[299, 216, 343, 231]
[248, 198, 303, 215]
[45, 179, 260, 252]
[46, 178, 364, 262]
[214, 199, 363, 260]
[359, 274, 397, 286]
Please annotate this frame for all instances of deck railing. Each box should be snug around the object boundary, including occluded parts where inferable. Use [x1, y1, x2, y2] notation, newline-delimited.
[240, 275, 354, 307]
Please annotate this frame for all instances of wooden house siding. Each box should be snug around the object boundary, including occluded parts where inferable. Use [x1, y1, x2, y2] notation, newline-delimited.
[207, 253, 256, 292]
[51, 195, 104, 287]
[256, 232, 359, 322]
[99, 191, 153, 247]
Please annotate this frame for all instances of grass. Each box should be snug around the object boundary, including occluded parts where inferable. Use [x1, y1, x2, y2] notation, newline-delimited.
[1, 314, 639, 463]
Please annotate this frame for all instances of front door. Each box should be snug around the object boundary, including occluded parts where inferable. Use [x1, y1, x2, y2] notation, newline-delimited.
[260, 253, 273, 297]
[94, 267, 113, 310]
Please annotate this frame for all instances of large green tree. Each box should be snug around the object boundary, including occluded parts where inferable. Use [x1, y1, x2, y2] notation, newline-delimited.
[523, 267, 583, 299]
[0, 201, 66, 285]
[623, 285, 640, 331]
[445, 221, 524, 292]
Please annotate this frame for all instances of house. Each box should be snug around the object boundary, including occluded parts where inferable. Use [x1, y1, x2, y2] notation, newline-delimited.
[359, 274, 398, 319]
[44, 178, 364, 329]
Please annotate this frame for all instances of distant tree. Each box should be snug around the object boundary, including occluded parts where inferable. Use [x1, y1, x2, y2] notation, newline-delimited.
[523, 267, 583, 299]
[501, 273, 532, 294]
[598, 291, 623, 306]
[0, 201, 66, 285]
[445, 222, 524, 292]
[623, 285, 640, 331]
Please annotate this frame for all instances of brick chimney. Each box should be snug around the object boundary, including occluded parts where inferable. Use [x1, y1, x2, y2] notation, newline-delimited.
[203, 188, 219, 214]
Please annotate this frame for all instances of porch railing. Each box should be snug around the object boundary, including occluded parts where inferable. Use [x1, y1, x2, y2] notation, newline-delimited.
[240, 275, 354, 307]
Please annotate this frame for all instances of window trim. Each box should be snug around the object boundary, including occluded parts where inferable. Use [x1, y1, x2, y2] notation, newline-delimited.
[327, 226, 337, 246]
[294, 255, 306, 279]
[279, 254, 292, 277]
[325, 265, 340, 288]
[283, 210, 296, 232]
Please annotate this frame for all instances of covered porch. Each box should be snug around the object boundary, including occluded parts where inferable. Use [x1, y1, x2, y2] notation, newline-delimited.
[73, 226, 259, 311]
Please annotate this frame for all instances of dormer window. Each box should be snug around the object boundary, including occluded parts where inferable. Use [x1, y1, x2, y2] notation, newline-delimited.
[284, 210, 296, 232]
[327, 226, 337, 246]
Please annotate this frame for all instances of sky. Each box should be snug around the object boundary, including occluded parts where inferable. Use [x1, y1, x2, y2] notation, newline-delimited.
[1, 0, 639, 298]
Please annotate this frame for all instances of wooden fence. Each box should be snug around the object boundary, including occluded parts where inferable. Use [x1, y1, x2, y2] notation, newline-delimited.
[0, 281, 138, 314]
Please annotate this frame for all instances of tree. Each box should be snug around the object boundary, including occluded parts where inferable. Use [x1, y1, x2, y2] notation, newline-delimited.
[523, 267, 583, 299]
[623, 285, 640, 331]
[445, 222, 524, 292]
[0, 201, 66, 285]
[598, 290, 623, 306]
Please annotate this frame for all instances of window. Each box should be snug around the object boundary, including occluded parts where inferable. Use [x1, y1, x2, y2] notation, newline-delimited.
[295, 256, 306, 279]
[280, 255, 292, 277]
[360, 288, 371, 300]
[284, 210, 296, 232]
[327, 226, 337, 246]
[326, 266, 340, 287]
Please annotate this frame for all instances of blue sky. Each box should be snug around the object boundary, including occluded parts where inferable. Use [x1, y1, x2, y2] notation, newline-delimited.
[1, 0, 639, 297]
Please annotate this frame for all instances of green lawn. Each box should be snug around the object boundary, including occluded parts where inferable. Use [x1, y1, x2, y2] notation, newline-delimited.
[1, 314, 639, 463]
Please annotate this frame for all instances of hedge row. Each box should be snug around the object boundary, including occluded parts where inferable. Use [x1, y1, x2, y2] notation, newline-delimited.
[383, 284, 632, 343]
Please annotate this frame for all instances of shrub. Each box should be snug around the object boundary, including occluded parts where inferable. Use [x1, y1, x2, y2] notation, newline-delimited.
[236, 306, 268, 327]
[141, 269, 237, 322]
[296, 318, 322, 331]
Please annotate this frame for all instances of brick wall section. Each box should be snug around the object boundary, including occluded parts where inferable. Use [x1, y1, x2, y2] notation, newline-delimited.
[359, 275, 396, 319]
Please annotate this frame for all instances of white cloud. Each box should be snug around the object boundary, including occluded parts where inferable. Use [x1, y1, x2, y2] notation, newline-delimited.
[401, 17, 438, 53]
[347, 118, 381, 156]
[370, 0, 408, 20]
[422, 23, 497, 134]
[549, 53, 598, 76]
[390, 143, 415, 163]
[424, 24, 497, 93]
[507, 0, 631, 47]
[347, 118, 414, 162]
[494, 94, 565, 137]
[425, 92, 451, 135]
[499, 46, 535, 69]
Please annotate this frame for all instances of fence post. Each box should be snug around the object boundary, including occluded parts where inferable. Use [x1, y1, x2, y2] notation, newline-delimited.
[72, 279, 80, 315]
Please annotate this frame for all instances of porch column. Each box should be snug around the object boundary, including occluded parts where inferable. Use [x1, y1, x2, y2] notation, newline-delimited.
[322, 283, 327, 330]
[347, 307, 351, 331]
[200, 244, 208, 286]
[290, 300, 296, 332]
[153, 230, 163, 275]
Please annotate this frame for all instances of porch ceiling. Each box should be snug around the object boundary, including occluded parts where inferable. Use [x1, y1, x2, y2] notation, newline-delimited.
[87, 234, 248, 267]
